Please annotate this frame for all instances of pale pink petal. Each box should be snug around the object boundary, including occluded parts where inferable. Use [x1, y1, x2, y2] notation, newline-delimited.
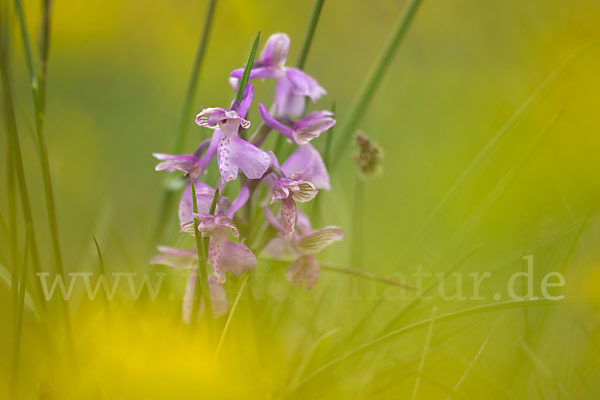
[226, 185, 250, 218]
[293, 117, 336, 145]
[182, 271, 197, 323]
[178, 181, 215, 226]
[275, 76, 306, 117]
[263, 237, 287, 258]
[220, 240, 257, 276]
[285, 68, 326, 102]
[207, 276, 228, 317]
[230, 83, 254, 118]
[258, 103, 294, 140]
[282, 144, 330, 190]
[260, 33, 290, 67]
[287, 255, 320, 290]
[296, 211, 313, 234]
[150, 246, 197, 269]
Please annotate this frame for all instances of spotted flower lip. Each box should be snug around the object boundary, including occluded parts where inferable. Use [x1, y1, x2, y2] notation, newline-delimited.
[258, 103, 336, 145]
[229, 33, 326, 116]
[270, 177, 318, 241]
[181, 213, 256, 284]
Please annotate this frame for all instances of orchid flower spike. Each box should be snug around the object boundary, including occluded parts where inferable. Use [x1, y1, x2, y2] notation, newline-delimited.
[258, 103, 336, 145]
[230, 33, 326, 116]
[150, 246, 228, 321]
[195, 84, 271, 183]
[181, 214, 257, 284]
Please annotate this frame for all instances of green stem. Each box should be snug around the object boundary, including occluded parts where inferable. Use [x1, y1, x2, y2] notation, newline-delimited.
[12, 233, 30, 391]
[330, 0, 423, 170]
[14, 0, 69, 306]
[212, 275, 248, 369]
[295, 0, 325, 70]
[153, 0, 218, 242]
[190, 183, 216, 326]
[173, 0, 218, 154]
[350, 176, 364, 268]
[292, 298, 556, 391]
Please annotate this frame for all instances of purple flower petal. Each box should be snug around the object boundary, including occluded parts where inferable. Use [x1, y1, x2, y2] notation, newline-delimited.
[285, 68, 326, 102]
[229, 66, 282, 89]
[282, 144, 330, 190]
[217, 136, 271, 182]
[260, 33, 290, 68]
[182, 273, 228, 323]
[263, 237, 287, 258]
[287, 255, 320, 290]
[208, 232, 256, 283]
[293, 115, 336, 145]
[150, 246, 197, 269]
[274, 76, 306, 117]
[153, 153, 200, 176]
[258, 103, 294, 140]
[226, 185, 250, 218]
[230, 83, 254, 118]
[178, 180, 215, 226]
[264, 206, 284, 233]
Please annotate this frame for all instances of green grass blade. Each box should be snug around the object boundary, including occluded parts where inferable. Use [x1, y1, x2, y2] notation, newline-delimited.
[411, 306, 437, 400]
[330, 0, 423, 169]
[212, 275, 249, 369]
[291, 298, 556, 391]
[295, 0, 325, 69]
[445, 326, 496, 400]
[173, 0, 218, 153]
[13, 0, 71, 330]
[190, 182, 215, 325]
[0, 12, 47, 314]
[235, 31, 261, 105]
[392, 53, 580, 270]
[154, 0, 219, 242]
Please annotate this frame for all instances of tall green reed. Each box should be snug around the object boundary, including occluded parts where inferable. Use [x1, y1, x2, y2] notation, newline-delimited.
[0, 6, 46, 387]
[154, 0, 219, 241]
[329, 0, 423, 170]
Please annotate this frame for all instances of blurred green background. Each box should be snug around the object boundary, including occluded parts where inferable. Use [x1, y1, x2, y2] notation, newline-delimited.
[2, 0, 600, 398]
